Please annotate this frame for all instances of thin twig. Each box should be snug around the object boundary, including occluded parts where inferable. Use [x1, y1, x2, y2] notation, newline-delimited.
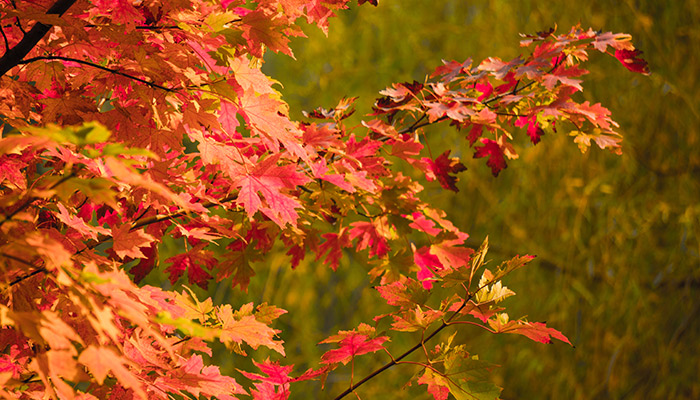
[0, 172, 73, 229]
[5, 192, 241, 284]
[0, 23, 10, 52]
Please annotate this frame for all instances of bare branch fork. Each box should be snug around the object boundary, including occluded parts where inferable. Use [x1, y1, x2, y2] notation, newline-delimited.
[0, 0, 78, 77]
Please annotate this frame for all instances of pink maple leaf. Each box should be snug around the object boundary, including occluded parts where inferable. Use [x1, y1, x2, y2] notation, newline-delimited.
[407, 212, 442, 236]
[414, 246, 443, 289]
[154, 355, 244, 399]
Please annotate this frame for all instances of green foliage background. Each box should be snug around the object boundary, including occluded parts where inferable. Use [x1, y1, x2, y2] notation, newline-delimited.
[153, 1, 698, 399]
[259, 1, 700, 399]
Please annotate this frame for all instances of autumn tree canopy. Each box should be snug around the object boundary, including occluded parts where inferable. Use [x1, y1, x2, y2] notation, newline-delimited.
[0, 0, 648, 399]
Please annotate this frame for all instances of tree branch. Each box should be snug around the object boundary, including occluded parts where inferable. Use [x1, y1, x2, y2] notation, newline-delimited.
[18, 56, 175, 92]
[332, 294, 473, 400]
[0, 0, 78, 77]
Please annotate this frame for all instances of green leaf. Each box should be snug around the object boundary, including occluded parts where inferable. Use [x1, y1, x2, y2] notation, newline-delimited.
[27, 122, 111, 146]
[451, 380, 502, 400]
[155, 311, 216, 340]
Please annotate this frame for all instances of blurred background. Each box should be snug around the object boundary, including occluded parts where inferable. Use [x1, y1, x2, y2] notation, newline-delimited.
[162, 1, 700, 399]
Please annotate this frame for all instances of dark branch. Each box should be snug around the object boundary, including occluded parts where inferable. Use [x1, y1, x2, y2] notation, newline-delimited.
[0, 0, 78, 77]
[8, 265, 48, 286]
[83, 24, 181, 30]
[18, 56, 175, 92]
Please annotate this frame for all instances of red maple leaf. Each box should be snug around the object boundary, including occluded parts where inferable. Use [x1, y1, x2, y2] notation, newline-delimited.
[418, 369, 449, 400]
[473, 138, 507, 177]
[423, 150, 467, 192]
[232, 155, 311, 226]
[515, 115, 545, 144]
[320, 324, 389, 365]
[164, 246, 216, 289]
[0, 154, 28, 189]
[375, 277, 427, 308]
[129, 243, 158, 283]
[491, 319, 572, 345]
[614, 49, 650, 75]
[316, 229, 352, 271]
[348, 221, 390, 258]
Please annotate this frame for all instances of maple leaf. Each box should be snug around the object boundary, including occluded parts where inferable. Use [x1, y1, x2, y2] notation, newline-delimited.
[232, 155, 311, 226]
[473, 138, 507, 177]
[55, 203, 110, 241]
[391, 306, 444, 332]
[478, 56, 524, 80]
[218, 242, 261, 292]
[422, 150, 467, 192]
[316, 230, 352, 271]
[129, 243, 158, 283]
[0, 154, 27, 189]
[348, 220, 392, 258]
[240, 9, 294, 58]
[466, 124, 484, 145]
[491, 317, 572, 346]
[154, 354, 245, 399]
[320, 324, 389, 365]
[311, 159, 355, 192]
[614, 49, 651, 75]
[239, 358, 327, 400]
[414, 246, 443, 289]
[218, 100, 241, 136]
[111, 225, 156, 260]
[573, 131, 622, 153]
[474, 270, 515, 304]
[430, 239, 473, 272]
[236, 89, 308, 161]
[418, 369, 450, 400]
[375, 277, 429, 308]
[78, 346, 146, 398]
[592, 31, 634, 52]
[216, 304, 286, 356]
[407, 212, 442, 236]
[91, 0, 145, 31]
[164, 246, 216, 289]
[515, 115, 545, 144]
